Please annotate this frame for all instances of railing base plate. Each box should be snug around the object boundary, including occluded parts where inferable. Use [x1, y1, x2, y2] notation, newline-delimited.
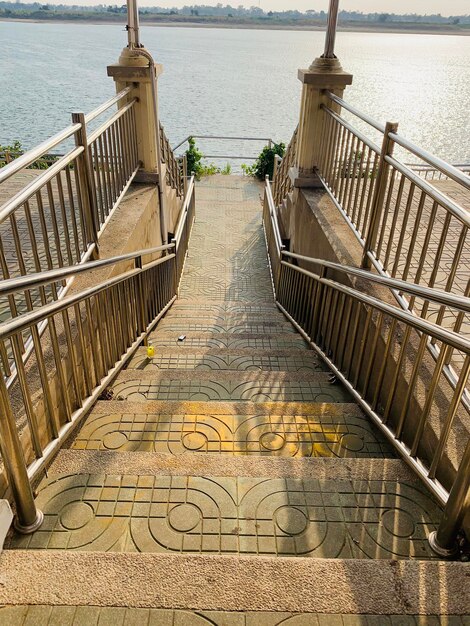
[428, 531, 459, 559]
[14, 509, 44, 535]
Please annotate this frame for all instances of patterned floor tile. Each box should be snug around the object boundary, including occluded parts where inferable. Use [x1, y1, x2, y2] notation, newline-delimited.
[154, 321, 297, 334]
[72, 410, 394, 458]
[6, 474, 440, 559]
[111, 376, 351, 403]
[127, 350, 325, 372]
[149, 334, 309, 350]
[0, 606, 466, 626]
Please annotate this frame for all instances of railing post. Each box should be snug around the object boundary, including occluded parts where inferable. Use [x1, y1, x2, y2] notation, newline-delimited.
[171, 237, 179, 296]
[273, 154, 281, 184]
[361, 121, 398, 269]
[0, 374, 43, 533]
[134, 255, 147, 345]
[182, 155, 188, 197]
[429, 436, 470, 557]
[72, 112, 100, 257]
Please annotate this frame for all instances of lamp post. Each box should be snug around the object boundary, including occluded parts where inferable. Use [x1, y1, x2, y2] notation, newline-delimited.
[127, 0, 141, 49]
[323, 0, 340, 59]
[294, 0, 352, 184]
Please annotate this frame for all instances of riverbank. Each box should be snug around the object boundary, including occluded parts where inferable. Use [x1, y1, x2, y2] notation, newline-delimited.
[1, 16, 468, 36]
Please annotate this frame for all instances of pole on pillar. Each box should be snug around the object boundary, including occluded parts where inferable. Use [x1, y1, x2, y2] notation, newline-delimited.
[323, 0, 340, 59]
[127, 0, 141, 48]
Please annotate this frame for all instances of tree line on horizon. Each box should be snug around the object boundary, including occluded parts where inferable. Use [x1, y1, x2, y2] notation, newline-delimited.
[0, 2, 469, 24]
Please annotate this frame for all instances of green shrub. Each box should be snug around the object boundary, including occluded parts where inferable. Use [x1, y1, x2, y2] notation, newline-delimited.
[242, 142, 286, 180]
[0, 140, 58, 169]
[185, 137, 231, 180]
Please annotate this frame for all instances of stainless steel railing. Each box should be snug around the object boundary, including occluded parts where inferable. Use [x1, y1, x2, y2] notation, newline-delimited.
[264, 178, 470, 556]
[407, 163, 470, 181]
[160, 123, 184, 196]
[272, 127, 298, 208]
[173, 134, 275, 161]
[297, 91, 470, 408]
[0, 88, 140, 324]
[0, 175, 195, 533]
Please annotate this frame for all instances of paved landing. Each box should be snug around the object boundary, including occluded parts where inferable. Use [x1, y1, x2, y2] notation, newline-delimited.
[6, 474, 440, 559]
[0, 607, 466, 625]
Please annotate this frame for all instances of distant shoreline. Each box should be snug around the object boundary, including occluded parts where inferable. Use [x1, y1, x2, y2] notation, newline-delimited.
[0, 17, 468, 36]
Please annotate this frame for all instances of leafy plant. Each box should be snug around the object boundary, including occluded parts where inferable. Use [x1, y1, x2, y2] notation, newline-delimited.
[0, 140, 58, 169]
[0, 140, 23, 167]
[242, 142, 286, 180]
[185, 137, 231, 180]
[185, 136, 204, 177]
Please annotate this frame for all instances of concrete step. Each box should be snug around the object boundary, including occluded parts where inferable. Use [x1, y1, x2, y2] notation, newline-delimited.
[51, 450, 407, 480]
[126, 347, 326, 373]
[70, 400, 393, 458]
[5, 469, 441, 560]
[110, 371, 351, 403]
[148, 333, 309, 350]
[0, 552, 467, 616]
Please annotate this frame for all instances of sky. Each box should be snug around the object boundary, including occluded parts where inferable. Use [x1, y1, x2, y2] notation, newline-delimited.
[51, 0, 469, 15]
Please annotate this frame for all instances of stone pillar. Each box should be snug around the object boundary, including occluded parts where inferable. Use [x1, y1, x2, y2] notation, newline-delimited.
[293, 57, 353, 189]
[107, 48, 163, 179]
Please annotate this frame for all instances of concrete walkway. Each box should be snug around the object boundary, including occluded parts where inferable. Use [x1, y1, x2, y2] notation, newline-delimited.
[4, 176, 467, 622]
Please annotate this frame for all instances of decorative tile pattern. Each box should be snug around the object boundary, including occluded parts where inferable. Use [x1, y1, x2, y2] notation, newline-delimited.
[7, 474, 440, 560]
[149, 335, 309, 350]
[127, 351, 325, 372]
[72, 411, 395, 458]
[155, 321, 297, 334]
[111, 377, 351, 403]
[0, 606, 466, 626]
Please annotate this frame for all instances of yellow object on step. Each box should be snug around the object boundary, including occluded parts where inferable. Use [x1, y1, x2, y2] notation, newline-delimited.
[147, 345, 155, 359]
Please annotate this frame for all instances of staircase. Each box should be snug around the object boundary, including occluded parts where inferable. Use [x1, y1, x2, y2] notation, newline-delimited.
[1, 176, 468, 622]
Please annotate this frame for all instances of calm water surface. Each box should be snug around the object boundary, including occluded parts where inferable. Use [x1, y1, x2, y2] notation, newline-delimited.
[1, 22, 469, 163]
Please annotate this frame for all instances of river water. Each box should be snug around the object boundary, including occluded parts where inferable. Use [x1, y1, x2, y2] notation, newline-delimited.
[1, 21, 469, 164]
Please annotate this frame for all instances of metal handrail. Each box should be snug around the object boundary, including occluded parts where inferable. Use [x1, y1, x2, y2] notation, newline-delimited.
[321, 105, 381, 154]
[272, 126, 298, 208]
[0, 170, 196, 533]
[265, 178, 284, 254]
[172, 134, 274, 153]
[263, 189, 470, 556]
[0, 255, 174, 340]
[325, 90, 386, 133]
[87, 99, 137, 145]
[84, 87, 133, 124]
[0, 88, 134, 185]
[279, 260, 470, 359]
[384, 155, 470, 228]
[0, 147, 84, 222]
[0, 243, 175, 297]
[282, 251, 470, 313]
[390, 132, 470, 190]
[316, 91, 470, 410]
[0, 124, 81, 184]
[325, 90, 470, 190]
[173, 176, 195, 245]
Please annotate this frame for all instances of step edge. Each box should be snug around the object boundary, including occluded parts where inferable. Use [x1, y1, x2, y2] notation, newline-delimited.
[92, 400, 363, 416]
[51, 451, 413, 481]
[0, 551, 467, 614]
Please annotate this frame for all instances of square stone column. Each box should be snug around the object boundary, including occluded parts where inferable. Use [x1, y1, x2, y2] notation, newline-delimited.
[107, 51, 163, 176]
[294, 58, 353, 188]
